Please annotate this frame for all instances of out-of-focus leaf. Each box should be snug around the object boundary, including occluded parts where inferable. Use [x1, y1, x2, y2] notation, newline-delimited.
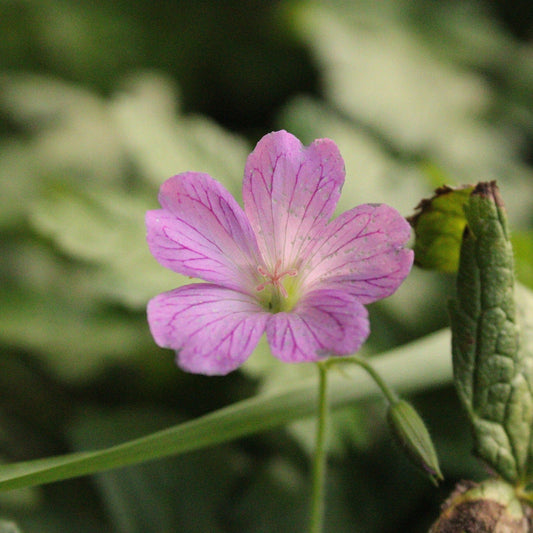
[0, 329, 452, 492]
[29, 185, 182, 309]
[411, 1, 533, 141]
[411, 1, 515, 69]
[290, 2, 493, 168]
[0, 73, 127, 184]
[408, 184, 475, 272]
[286, 1, 533, 227]
[278, 95, 427, 214]
[69, 408, 239, 533]
[449, 182, 532, 483]
[0, 240, 155, 381]
[230, 457, 307, 533]
[110, 73, 250, 193]
[0, 286, 153, 382]
[0, 141, 40, 228]
[0, 521, 22, 533]
[512, 231, 533, 290]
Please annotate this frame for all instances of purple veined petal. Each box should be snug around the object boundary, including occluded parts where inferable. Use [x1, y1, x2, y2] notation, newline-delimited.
[146, 172, 262, 293]
[301, 204, 414, 304]
[242, 130, 345, 272]
[266, 289, 369, 363]
[147, 284, 270, 375]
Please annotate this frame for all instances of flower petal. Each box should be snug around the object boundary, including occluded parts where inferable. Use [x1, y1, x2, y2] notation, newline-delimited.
[243, 130, 345, 271]
[302, 204, 414, 304]
[147, 172, 261, 292]
[147, 284, 269, 375]
[266, 289, 369, 363]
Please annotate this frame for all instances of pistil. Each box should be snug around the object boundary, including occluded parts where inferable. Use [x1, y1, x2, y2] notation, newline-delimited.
[255, 260, 298, 312]
[256, 260, 297, 297]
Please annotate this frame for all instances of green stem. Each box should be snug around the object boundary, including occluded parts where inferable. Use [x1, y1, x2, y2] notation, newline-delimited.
[308, 353, 399, 533]
[309, 361, 329, 533]
[326, 355, 399, 406]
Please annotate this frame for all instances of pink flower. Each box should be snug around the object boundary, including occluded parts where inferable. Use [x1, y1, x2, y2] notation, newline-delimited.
[146, 131, 413, 375]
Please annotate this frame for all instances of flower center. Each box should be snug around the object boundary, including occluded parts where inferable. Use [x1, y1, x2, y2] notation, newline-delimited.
[255, 259, 299, 312]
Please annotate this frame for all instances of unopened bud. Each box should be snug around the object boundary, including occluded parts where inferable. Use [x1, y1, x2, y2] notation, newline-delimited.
[430, 479, 532, 532]
[387, 399, 443, 484]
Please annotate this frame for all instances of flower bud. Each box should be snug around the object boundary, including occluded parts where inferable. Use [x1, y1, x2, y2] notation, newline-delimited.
[387, 399, 443, 484]
[430, 479, 532, 532]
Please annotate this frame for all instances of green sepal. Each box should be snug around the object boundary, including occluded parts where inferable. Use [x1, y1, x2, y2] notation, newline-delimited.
[387, 399, 443, 485]
[449, 181, 533, 484]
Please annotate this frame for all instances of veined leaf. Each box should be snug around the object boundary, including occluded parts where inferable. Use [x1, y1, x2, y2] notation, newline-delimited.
[449, 182, 533, 483]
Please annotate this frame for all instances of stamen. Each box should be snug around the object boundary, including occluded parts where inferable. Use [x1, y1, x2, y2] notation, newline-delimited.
[255, 260, 298, 299]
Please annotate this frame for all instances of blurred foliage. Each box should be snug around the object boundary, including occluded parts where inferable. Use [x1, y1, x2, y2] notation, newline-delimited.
[0, 0, 532, 531]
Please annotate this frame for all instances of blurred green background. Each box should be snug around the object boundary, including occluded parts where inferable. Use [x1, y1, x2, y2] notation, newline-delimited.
[1, 0, 533, 531]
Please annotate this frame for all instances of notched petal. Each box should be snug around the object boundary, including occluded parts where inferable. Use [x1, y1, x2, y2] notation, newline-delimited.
[243, 130, 345, 269]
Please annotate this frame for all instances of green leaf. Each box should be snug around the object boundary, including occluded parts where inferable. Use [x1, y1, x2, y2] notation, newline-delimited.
[0, 329, 451, 492]
[516, 284, 533, 482]
[69, 409, 238, 533]
[408, 184, 475, 272]
[277, 95, 427, 215]
[449, 182, 533, 483]
[289, 1, 502, 172]
[0, 241, 157, 382]
[30, 185, 184, 310]
[229, 456, 307, 533]
[512, 231, 533, 290]
[0, 141, 40, 229]
[18, 73, 252, 310]
[0, 73, 127, 185]
[110, 72, 250, 192]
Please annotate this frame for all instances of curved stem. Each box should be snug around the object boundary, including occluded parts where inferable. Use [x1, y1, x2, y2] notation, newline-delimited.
[325, 355, 399, 406]
[307, 354, 399, 532]
[309, 361, 329, 533]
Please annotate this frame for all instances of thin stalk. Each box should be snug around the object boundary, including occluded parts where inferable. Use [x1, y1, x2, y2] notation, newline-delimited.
[326, 355, 399, 405]
[309, 361, 329, 533]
